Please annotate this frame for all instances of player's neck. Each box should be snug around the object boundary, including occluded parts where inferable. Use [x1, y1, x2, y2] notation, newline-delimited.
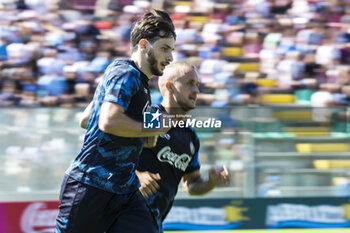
[131, 53, 153, 79]
[161, 100, 187, 120]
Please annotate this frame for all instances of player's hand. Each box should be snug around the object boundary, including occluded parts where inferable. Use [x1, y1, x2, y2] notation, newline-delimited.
[208, 165, 230, 187]
[144, 136, 158, 148]
[136, 170, 161, 198]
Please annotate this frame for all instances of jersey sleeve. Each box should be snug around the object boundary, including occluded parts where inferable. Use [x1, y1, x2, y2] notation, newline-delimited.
[185, 131, 200, 173]
[104, 69, 140, 111]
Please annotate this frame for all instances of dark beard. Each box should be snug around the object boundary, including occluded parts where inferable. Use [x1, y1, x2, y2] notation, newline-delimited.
[147, 49, 163, 76]
[181, 104, 193, 112]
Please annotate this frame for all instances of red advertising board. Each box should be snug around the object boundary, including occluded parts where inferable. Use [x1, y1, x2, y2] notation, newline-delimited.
[0, 201, 59, 233]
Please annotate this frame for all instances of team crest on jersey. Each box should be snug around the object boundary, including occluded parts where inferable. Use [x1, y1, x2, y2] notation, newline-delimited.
[190, 142, 195, 155]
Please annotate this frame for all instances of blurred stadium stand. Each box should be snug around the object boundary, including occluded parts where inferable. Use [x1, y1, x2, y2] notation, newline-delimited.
[1, 0, 350, 107]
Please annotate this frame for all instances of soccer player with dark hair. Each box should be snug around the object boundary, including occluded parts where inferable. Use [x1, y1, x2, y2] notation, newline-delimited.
[136, 61, 231, 233]
[55, 9, 176, 233]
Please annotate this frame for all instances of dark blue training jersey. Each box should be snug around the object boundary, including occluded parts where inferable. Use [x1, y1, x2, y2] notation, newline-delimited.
[67, 59, 151, 194]
[137, 106, 200, 222]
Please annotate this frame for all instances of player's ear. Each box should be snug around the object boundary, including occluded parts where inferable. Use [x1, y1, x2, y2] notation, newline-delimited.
[139, 39, 148, 53]
[165, 81, 173, 92]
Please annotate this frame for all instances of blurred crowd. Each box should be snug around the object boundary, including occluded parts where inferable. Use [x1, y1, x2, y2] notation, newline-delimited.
[1, 0, 350, 107]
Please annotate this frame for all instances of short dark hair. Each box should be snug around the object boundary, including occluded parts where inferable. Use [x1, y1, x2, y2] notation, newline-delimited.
[130, 9, 176, 52]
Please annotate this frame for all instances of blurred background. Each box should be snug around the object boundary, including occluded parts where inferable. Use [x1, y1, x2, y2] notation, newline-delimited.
[1, 0, 350, 108]
[0, 0, 350, 231]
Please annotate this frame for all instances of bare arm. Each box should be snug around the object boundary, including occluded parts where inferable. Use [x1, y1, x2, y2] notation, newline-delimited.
[79, 102, 169, 137]
[99, 102, 169, 137]
[182, 166, 230, 196]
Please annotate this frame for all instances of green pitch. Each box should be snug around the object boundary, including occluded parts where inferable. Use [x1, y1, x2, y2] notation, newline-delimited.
[165, 229, 350, 233]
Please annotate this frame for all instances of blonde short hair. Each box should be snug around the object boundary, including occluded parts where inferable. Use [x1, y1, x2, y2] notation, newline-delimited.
[158, 61, 197, 96]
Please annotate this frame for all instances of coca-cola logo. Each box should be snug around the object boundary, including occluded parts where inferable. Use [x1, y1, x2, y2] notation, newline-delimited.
[20, 202, 58, 233]
[157, 146, 191, 171]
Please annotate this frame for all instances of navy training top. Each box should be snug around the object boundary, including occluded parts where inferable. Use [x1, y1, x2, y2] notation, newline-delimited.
[67, 59, 151, 194]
